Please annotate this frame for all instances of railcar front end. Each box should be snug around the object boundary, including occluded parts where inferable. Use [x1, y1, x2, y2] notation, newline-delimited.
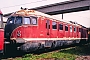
[4, 10, 44, 52]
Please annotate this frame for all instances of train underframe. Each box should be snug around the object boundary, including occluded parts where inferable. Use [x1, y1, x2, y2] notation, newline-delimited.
[5, 38, 87, 53]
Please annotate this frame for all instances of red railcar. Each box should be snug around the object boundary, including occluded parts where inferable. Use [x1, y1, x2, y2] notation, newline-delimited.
[0, 10, 4, 55]
[4, 9, 88, 52]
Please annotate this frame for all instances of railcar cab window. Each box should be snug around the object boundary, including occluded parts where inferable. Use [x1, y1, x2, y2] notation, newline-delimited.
[52, 21, 57, 29]
[65, 25, 68, 31]
[15, 16, 22, 24]
[23, 17, 30, 24]
[7, 16, 15, 24]
[31, 17, 37, 25]
[7, 16, 22, 24]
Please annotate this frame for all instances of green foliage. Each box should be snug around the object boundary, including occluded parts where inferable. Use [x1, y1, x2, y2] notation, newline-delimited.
[14, 50, 77, 60]
[23, 54, 33, 58]
[13, 44, 90, 60]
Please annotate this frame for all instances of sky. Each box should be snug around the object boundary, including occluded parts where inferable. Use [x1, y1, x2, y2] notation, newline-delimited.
[0, 0, 69, 14]
[0, 0, 90, 28]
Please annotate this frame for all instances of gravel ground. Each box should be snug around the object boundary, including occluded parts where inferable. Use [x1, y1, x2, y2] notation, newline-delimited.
[75, 56, 90, 60]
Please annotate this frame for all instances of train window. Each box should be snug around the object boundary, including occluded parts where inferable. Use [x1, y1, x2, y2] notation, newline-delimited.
[46, 20, 50, 29]
[74, 27, 76, 32]
[7, 16, 15, 24]
[59, 24, 63, 30]
[52, 21, 57, 29]
[31, 17, 37, 25]
[15, 16, 22, 24]
[70, 26, 72, 32]
[65, 25, 68, 31]
[23, 17, 30, 24]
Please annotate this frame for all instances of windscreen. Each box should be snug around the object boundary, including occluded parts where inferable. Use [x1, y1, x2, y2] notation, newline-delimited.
[15, 16, 22, 24]
[7, 16, 15, 24]
[7, 16, 22, 24]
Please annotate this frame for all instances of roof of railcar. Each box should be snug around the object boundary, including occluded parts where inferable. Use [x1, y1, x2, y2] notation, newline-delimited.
[14, 9, 61, 20]
[12, 9, 83, 27]
[14, 9, 71, 23]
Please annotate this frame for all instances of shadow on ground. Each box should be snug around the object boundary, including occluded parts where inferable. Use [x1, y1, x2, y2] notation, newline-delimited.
[60, 36, 90, 56]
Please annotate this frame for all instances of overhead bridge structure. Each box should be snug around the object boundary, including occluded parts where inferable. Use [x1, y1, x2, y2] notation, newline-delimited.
[30, 0, 90, 15]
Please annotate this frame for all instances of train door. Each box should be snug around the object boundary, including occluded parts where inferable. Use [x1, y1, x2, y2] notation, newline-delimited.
[86, 29, 88, 39]
[65, 24, 69, 38]
[77, 26, 79, 38]
[70, 25, 73, 38]
[58, 22, 64, 38]
[51, 21, 57, 38]
[73, 26, 77, 38]
[81, 28, 86, 38]
[46, 20, 50, 38]
[80, 28, 87, 43]
[78, 27, 81, 38]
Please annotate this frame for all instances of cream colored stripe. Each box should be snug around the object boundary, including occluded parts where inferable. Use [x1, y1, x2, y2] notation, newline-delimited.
[10, 38, 88, 41]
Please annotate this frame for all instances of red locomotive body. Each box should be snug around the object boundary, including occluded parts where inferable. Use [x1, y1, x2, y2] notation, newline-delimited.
[4, 9, 88, 52]
[0, 10, 4, 55]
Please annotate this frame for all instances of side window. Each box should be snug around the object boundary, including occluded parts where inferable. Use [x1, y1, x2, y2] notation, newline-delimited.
[65, 25, 68, 31]
[52, 21, 57, 29]
[59, 24, 63, 30]
[70, 26, 72, 32]
[46, 20, 50, 29]
[31, 17, 37, 25]
[74, 27, 76, 32]
[23, 17, 30, 24]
